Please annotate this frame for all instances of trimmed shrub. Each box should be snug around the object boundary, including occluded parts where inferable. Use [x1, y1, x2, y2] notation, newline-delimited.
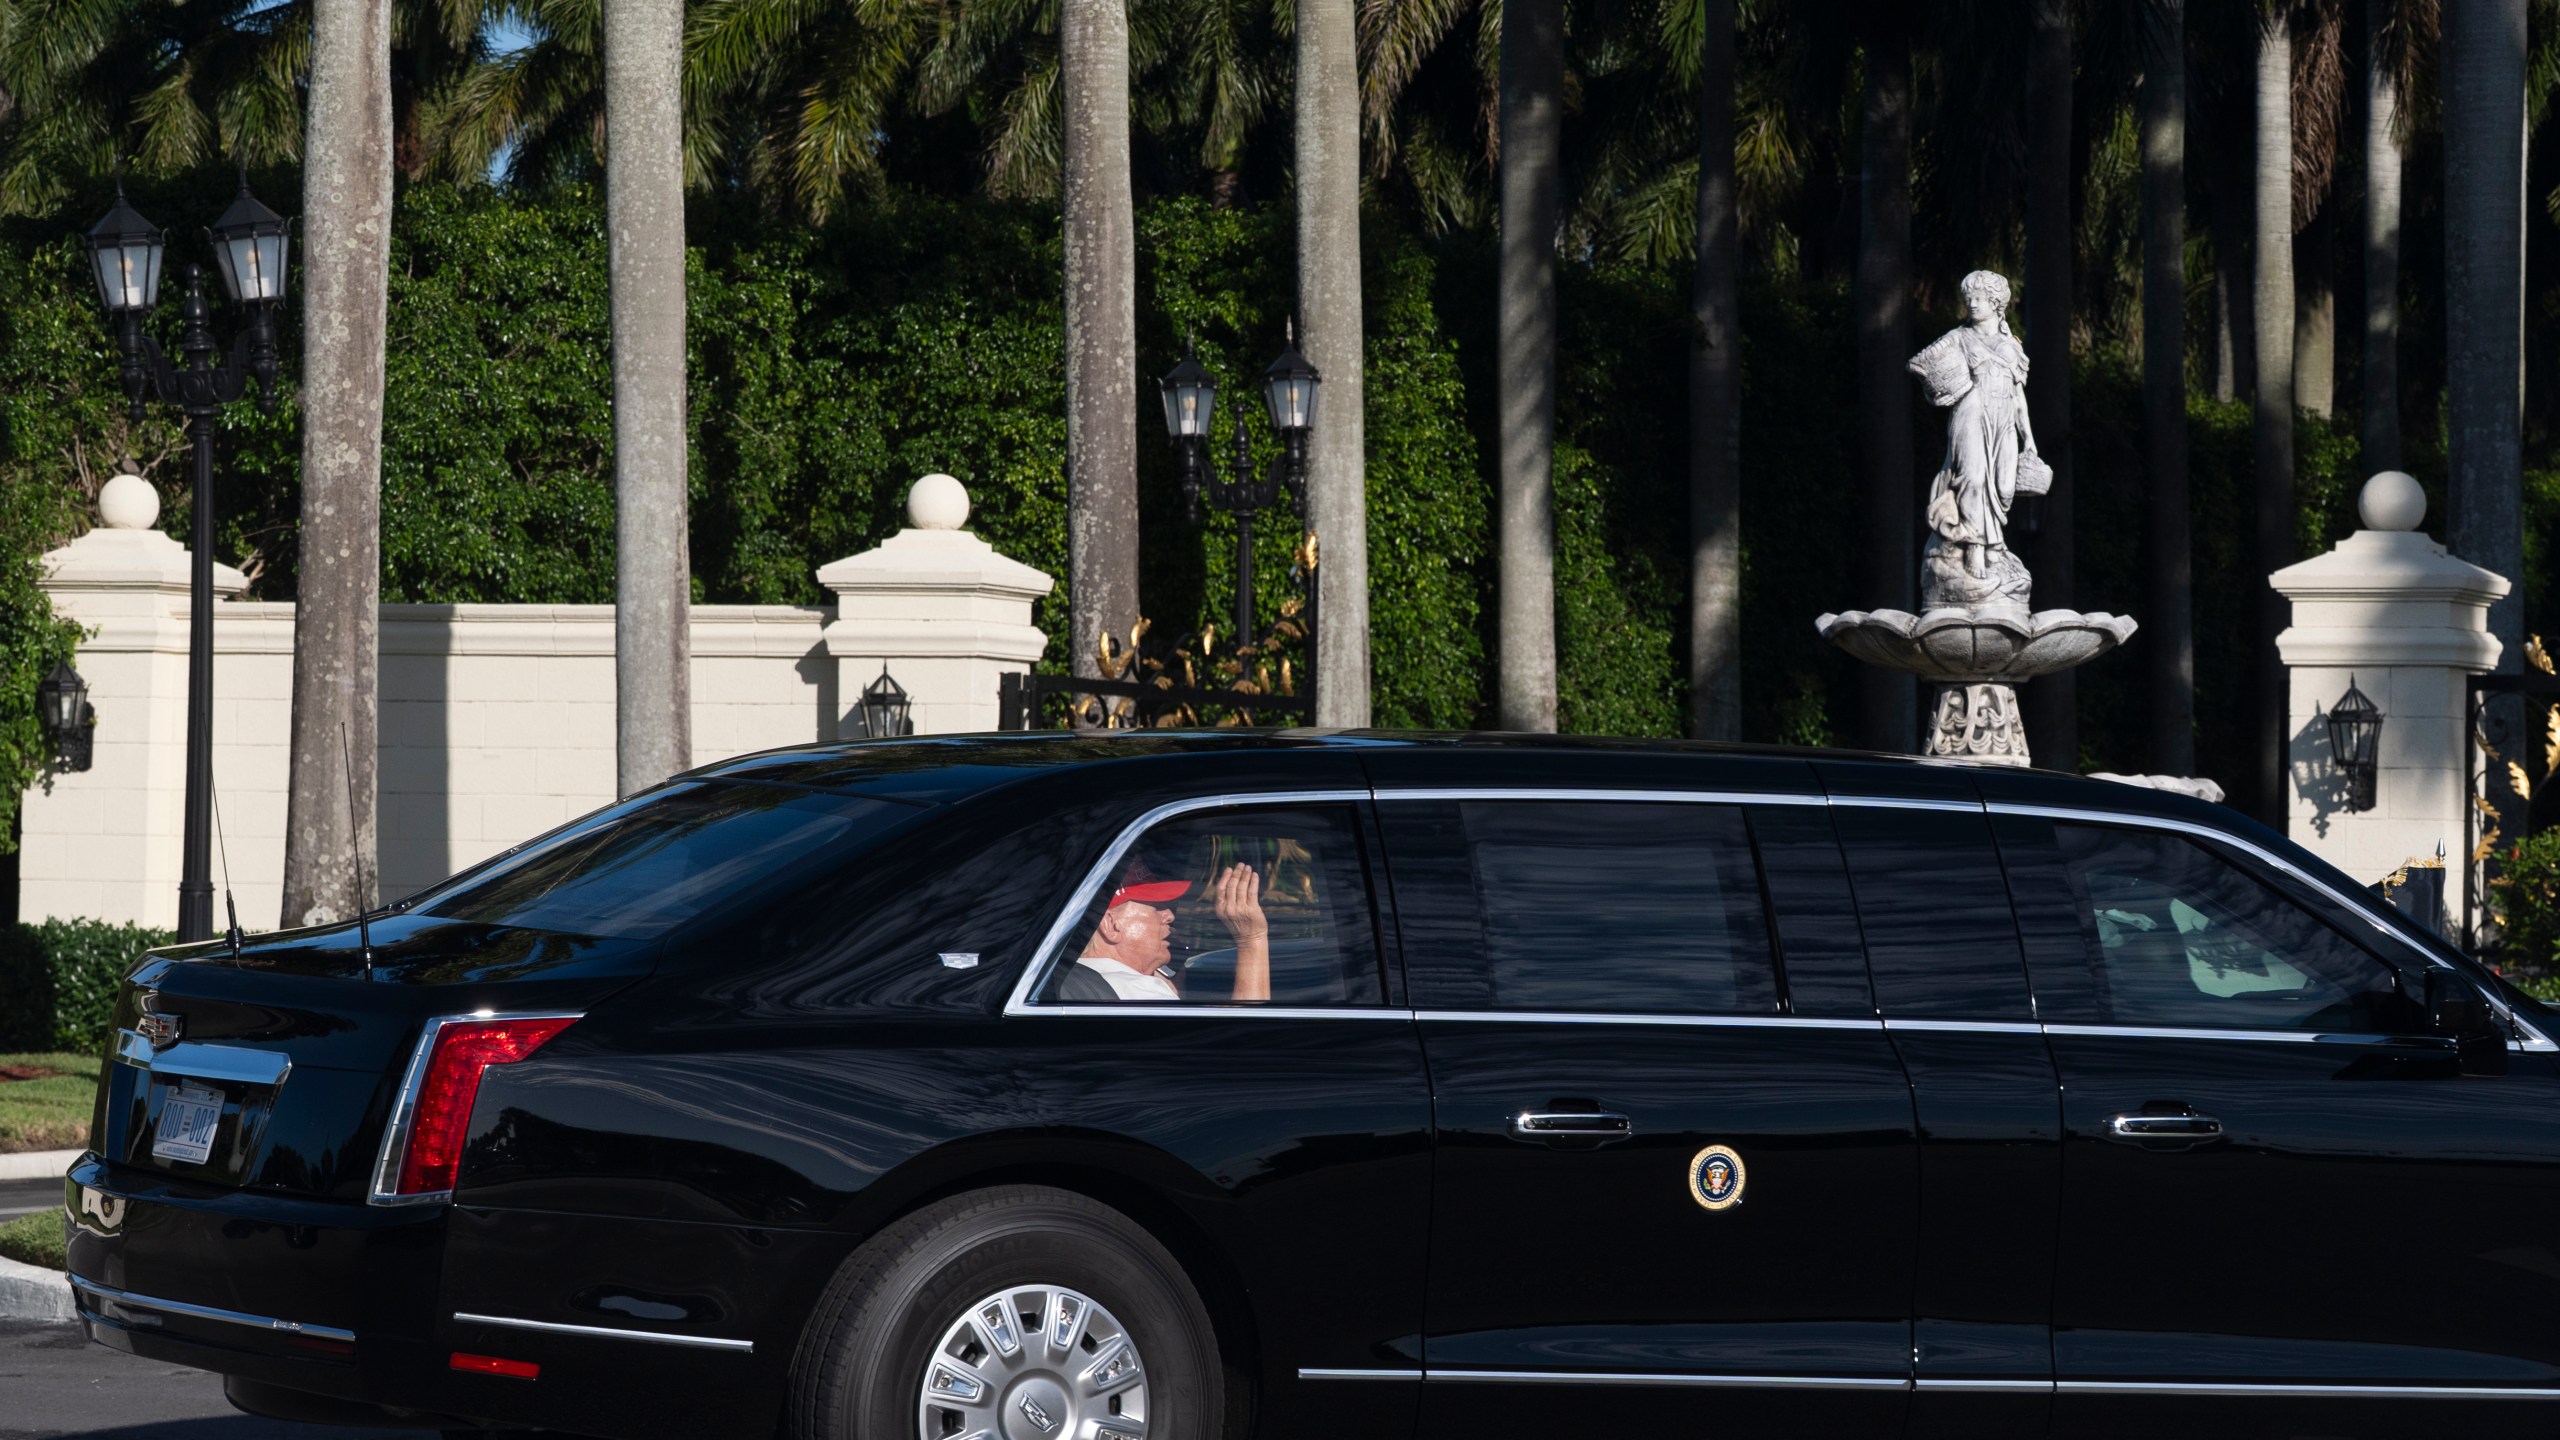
[0, 918, 172, 1054]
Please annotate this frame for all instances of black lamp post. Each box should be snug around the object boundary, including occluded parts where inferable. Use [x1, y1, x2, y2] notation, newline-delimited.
[87, 172, 292, 942]
[854, 665, 914, 739]
[2327, 675, 2384, 812]
[37, 662, 94, 773]
[1157, 326, 1320, 645]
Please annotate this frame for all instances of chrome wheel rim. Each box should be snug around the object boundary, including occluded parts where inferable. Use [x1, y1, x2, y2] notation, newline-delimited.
[917, 1283, 1149, 1440]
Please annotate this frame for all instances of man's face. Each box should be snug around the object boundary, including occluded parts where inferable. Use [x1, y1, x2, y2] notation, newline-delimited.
[1107, 899, 1176, 974]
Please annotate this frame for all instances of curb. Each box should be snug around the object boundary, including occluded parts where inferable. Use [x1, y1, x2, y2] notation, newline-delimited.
[0, 1252, 73, 1325]
[0, 1150, 79, 1183]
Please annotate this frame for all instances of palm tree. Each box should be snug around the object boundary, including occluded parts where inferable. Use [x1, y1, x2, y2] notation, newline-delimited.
[1686, 0, 1740, 741]
[279, 0, 391, 927]
[2249, 3, 2293, 824]
[2442, 0, 2526, 797]
[2290, 0, 2344, 419]
[2362, 0, 2422, 474]
[1297, 0, 1369, 725]
[1495, 0, 1560, 732]
[1060, 0, 1137, 681]
[603, 0, 690, 792]
[2140, 0, 2192, 774]
[2024, 0, 2075, 768]
[1854, 10, 1914, 753]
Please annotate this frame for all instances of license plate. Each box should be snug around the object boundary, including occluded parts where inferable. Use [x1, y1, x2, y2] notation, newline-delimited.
[150, 1085, 224, 1166]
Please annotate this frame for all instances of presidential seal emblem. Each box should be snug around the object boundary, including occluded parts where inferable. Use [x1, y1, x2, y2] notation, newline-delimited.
[1688, 1145, 1745, 1211]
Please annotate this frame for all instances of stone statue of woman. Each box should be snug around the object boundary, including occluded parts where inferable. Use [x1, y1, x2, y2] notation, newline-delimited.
[1908, 270, 2046, 606]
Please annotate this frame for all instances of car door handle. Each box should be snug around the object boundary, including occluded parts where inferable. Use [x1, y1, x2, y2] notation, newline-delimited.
[1510, 1110, 1634, 1139]
[2107, 1112, 2222, 1140]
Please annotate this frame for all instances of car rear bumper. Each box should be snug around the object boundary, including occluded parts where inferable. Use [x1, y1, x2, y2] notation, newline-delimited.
[63, 1152, 841, 1440]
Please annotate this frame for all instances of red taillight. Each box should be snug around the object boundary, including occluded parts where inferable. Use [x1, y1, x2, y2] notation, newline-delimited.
[388, 1016, 576, 1197]
[451, 1351, 540, 1379]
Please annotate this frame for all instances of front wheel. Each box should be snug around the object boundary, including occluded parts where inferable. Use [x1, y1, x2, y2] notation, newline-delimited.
[787, 1185, 1227, 1440]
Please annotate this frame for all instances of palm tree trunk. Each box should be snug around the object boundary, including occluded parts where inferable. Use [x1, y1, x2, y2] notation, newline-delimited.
[2443, 0, 2527, 826]
[1061, 0, 1140, 683]
[281, 0, 392, 926]
[2362, 0, 2402, 472]
[1298, 0, 1367, 726]
[604, 0, 690, 792]
[1854, 23, 1915, 753]
[2024, 0, 2075, 768]
[1496, 0, 1561, 732]
[1688, 0, 1741, 742]
[2251, 9, 2295, 825]
[2142, 0, 2194, 776]
[2210, 106, 2254, 403]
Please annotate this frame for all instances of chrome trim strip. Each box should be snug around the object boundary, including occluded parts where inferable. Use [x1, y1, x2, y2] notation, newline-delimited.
[1004, 790, 1372, 1016]
[113, 1029, 152, 1069]
[1419, 1009, 1882, 1031]
[367, 1011, 583, 1208]
[1882, 1019, 2043, 1035]
[145, 1041, 292, 1087]
[2054, 1379, 2560, 1399]
[1429, 1369, 1908, 1391]
[1020, 1005, 1415, 1021]
[1985, 801, 2559, 1053]
[2043, 1022, 2329, 1046]
[451, 1311, 755, 1354]
[1915, 1378, 2054, 1391]
[73, 1275, 356, 1343]
[1826, 795, 1987, 813]
[1371, 787, 1828, 807]
[1297, 1367, 1424, 1382]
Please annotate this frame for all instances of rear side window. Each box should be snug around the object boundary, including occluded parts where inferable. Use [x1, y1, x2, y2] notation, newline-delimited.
[1834, 805, 2031, 1019]
[1435, 801, 1777, 1016]
[411, 782, 911, 940]
[2053, 824, 2411, 1033]
[1044, 805, 1384, 1006]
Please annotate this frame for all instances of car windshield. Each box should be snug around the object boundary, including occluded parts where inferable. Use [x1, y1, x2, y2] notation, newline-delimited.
[407, 782, 915, 940]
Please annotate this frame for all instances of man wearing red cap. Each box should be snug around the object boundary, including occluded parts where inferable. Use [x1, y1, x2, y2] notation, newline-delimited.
[1064, 862, 1269, 1002]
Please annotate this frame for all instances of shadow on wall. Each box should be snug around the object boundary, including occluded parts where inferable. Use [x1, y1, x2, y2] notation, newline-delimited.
[2289, 709, 2352, 839]
[797, 640, 838, 744]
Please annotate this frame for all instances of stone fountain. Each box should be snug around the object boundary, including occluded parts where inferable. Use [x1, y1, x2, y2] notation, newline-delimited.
[1816, 270, 2135, 766]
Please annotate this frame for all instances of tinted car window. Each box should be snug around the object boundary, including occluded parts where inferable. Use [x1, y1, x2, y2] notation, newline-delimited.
[1456, 800, 1776, 1016]
[1045, 805, 1384, 1006]
[1835, 805, 2031, 1019]
[411, 782, 910, 940]
[2054, 824, 2410, 1033]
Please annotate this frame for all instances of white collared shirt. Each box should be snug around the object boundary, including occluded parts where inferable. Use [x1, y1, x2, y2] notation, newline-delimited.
[1074, 956, 1180, 1002]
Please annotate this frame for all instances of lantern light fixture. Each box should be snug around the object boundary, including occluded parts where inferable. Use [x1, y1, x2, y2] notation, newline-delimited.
[37, 661, 94, 772]
[84, 182, 165, 316]
[207, 171, 292, 307]
[1260, 319, 1321, 436]
[855, 665, 914, 740]
[2326, 675, 2383, 812]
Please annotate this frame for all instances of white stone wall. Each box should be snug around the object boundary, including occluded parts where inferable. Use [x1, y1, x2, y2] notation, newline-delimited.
[23, 475, 1049, 932]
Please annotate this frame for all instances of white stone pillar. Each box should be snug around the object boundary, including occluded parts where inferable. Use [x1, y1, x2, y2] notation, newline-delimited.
[816, 475, 1053, 736]
[25, 476, 249, 929]
[2272, 472, 2507, 892]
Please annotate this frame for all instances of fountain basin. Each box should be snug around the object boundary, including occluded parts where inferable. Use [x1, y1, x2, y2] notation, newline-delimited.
[1815, 605, 2138, 684]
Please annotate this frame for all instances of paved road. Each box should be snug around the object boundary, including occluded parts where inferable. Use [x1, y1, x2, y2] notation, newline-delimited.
[0, 1319, 437, 1440]
[2, 1177, 63, 1221]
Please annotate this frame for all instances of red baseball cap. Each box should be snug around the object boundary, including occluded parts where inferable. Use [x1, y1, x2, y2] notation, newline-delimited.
[1108, 879, 1189, 909]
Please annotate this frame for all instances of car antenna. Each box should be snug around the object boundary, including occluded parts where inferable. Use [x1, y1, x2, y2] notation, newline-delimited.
[211, 760, 242, 959]
[339, 723, 373, 980]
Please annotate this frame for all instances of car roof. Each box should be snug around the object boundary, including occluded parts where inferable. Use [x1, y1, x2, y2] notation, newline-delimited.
[679, 729, 2257, 841]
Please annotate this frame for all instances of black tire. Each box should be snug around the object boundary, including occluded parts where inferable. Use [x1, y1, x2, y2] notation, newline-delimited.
[786, 1184, 1227, 1440]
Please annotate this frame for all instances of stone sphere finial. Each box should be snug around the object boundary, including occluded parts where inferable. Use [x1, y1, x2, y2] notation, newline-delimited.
[98, 471, 161, 530]
[907, 473, 970, 531]
[2359, 470, 2426, 532]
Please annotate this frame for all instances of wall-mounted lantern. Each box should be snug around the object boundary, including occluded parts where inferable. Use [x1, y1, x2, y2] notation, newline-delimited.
[2327, 674, 2383, 812]
[854, 665, 913, 739]
[38, 662, 94, 772]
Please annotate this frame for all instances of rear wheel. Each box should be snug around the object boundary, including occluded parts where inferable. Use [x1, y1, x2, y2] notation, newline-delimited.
[787, 1185, 1225, 1440]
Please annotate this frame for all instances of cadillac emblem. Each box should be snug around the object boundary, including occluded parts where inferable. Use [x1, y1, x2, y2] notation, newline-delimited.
[1688, 1144, 1745, 1211]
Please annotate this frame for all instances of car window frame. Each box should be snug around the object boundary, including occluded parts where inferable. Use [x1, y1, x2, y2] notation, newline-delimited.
[1006, 790, 1402, 1017]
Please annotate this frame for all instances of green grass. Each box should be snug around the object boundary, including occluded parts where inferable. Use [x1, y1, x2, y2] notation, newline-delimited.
[0, 1052, 97, 1154]
[0, 1210, 63, 1269]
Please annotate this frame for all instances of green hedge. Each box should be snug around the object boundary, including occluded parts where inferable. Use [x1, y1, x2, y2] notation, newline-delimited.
[0, 918, 171, 1054]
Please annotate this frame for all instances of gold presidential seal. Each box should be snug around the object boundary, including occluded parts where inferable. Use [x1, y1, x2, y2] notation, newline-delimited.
[1688, 1144, 1745, 1211]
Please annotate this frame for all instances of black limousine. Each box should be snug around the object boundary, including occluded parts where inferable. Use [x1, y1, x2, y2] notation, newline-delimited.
[58, 733, 2560, 1440]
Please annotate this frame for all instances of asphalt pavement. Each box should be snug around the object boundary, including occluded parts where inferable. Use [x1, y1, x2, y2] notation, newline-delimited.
[2, 1177, 62, 1221]
[0, 1319, 438, 1439]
